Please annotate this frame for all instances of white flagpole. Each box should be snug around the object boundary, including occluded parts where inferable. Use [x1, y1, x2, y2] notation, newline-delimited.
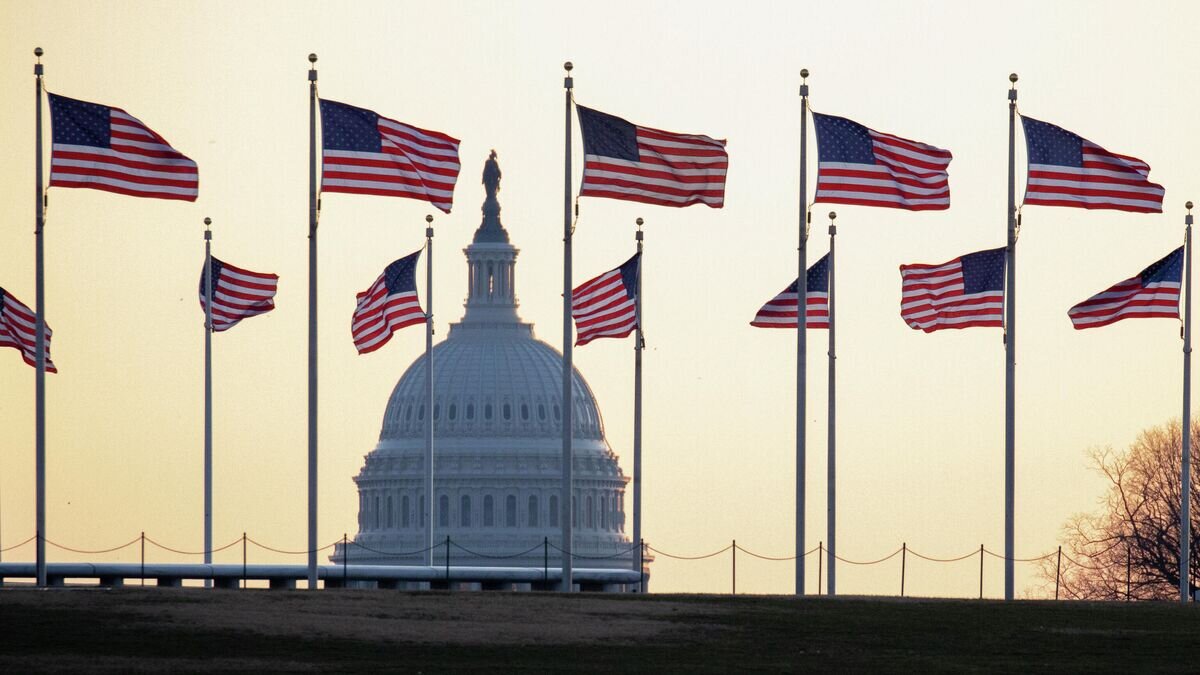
[1004, 73, 1018, 601]
[425, 215, 435, 569]
[34, 46, 47, 588]
[561, 61, 575, 593]
[796, 68, 810, 596]
[203, 217, 214, 588]
[1182, 201, 1193, 603]
[632, 217, 644, 591]
[306, 53, 319, 590]
[826, 211, 837, 596]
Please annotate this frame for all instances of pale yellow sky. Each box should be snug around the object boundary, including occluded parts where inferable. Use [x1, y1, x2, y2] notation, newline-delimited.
[1, 0, 1198, 596]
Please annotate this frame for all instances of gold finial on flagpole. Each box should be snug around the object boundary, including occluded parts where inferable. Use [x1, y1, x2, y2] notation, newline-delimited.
[800, 68, 809, 81]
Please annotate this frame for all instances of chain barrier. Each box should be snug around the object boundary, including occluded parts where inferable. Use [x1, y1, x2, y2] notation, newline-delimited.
[45, 536, 141, 555]
[448, 540, 544, 560]
[345, 540, 439, 557]
[547, 541, 642, 560]
[246, 537, 341, 556]
[144, 536, 243, 556]
[983, 547, 1056, 563]
[906, 548, 981, 563]
[0, 535, 38, 553]
[647, 543, 733, 560]
[832, 547, 903, 566]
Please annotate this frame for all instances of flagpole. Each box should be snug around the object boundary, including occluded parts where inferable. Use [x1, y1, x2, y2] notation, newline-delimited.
[826, 210, 837, 596]
[561, 60, 575, 593]
[425, 214, 435, 569]
[796, 67, 810, 597]
[1004, 72, 1018, 601]
[1182, 200, 1193, 604]
[632, 217, 644, 591]
[306, 52, 319, 590]
[34, 46, 47, 589]
[203, 217, 213, 588]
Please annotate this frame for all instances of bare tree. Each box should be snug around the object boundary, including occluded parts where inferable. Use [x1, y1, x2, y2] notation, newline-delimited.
[1040, 419, 1200, 600]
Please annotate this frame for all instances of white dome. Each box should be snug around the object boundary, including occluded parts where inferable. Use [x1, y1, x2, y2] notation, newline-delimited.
[379, 325, 605, 442]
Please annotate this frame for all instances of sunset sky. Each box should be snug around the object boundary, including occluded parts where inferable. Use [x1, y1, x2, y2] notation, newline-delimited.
[1, 0, 1198, 596]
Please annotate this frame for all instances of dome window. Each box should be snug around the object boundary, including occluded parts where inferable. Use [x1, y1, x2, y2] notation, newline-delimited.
[448, 404, 457, 420]
[503, 404, 512, 420]
[505, 495, 517, 527]
[405, 406, 413, 421]
[485, 404, 493, 420]
[460, 495, 472, 527]
[483, 495, 494, 526]
[466, 403, 475, 420]
[439, 495, 450, 528]
[433, 404, 440, 420]
[418, 405, 425, 421]
[528, 495, 539, 527]
[521, 404, 529, 421]
[538, 404, 546, 421]
[549, 496, 559, 527]
[553, 405, 561, 421]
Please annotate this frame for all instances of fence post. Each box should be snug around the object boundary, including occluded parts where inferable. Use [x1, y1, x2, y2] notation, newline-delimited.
[732, 540, 736, 595]
[242, 532, 247, 589]
[1055, 546, 1062, 600]
[343, 533, 348, 587]
[445, 535, 451, 588]
[1126, 543, 1131, 601]
[640, 539, 646, 593]
[543, 536, 549, 584]
[901, 542, 907, 598]
[140, 531, 145, 587]
[978, 544, 984, 600]
[818, 541, 824, 595]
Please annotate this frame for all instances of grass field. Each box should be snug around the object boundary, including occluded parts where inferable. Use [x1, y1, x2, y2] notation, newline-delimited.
[1, 589, 1198, 672]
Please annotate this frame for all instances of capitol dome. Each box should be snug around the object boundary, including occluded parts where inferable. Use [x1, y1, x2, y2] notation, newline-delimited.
[333, 153, 636, 586]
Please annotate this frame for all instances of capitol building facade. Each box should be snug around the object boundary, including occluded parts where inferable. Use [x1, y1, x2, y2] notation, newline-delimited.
[332, 154, 641, 589]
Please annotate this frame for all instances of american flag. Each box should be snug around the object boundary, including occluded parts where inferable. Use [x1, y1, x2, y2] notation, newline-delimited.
[352, 250, 426, 355]
[48, 93, 198, 201]
[320, 99, 461, 213]
[0, 287, 56, 372]
[575, 105, 727, 208]
[750, 254, 830, 329]
[1068, 247, 1182, 330]
[199, 258, 279, 332]
[899, 248, 1006, 332]
[812, 113, 952, 211]
[572, 253, 640, 346]
[1021, 116, 1164, 213]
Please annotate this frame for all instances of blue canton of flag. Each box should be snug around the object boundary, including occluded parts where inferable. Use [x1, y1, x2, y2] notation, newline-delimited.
[751, 253, 830, 329]
[1021, 115, 1164, 213]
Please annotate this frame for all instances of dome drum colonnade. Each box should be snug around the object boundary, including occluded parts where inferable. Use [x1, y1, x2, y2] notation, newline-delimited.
[331, 154, 641, 588]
